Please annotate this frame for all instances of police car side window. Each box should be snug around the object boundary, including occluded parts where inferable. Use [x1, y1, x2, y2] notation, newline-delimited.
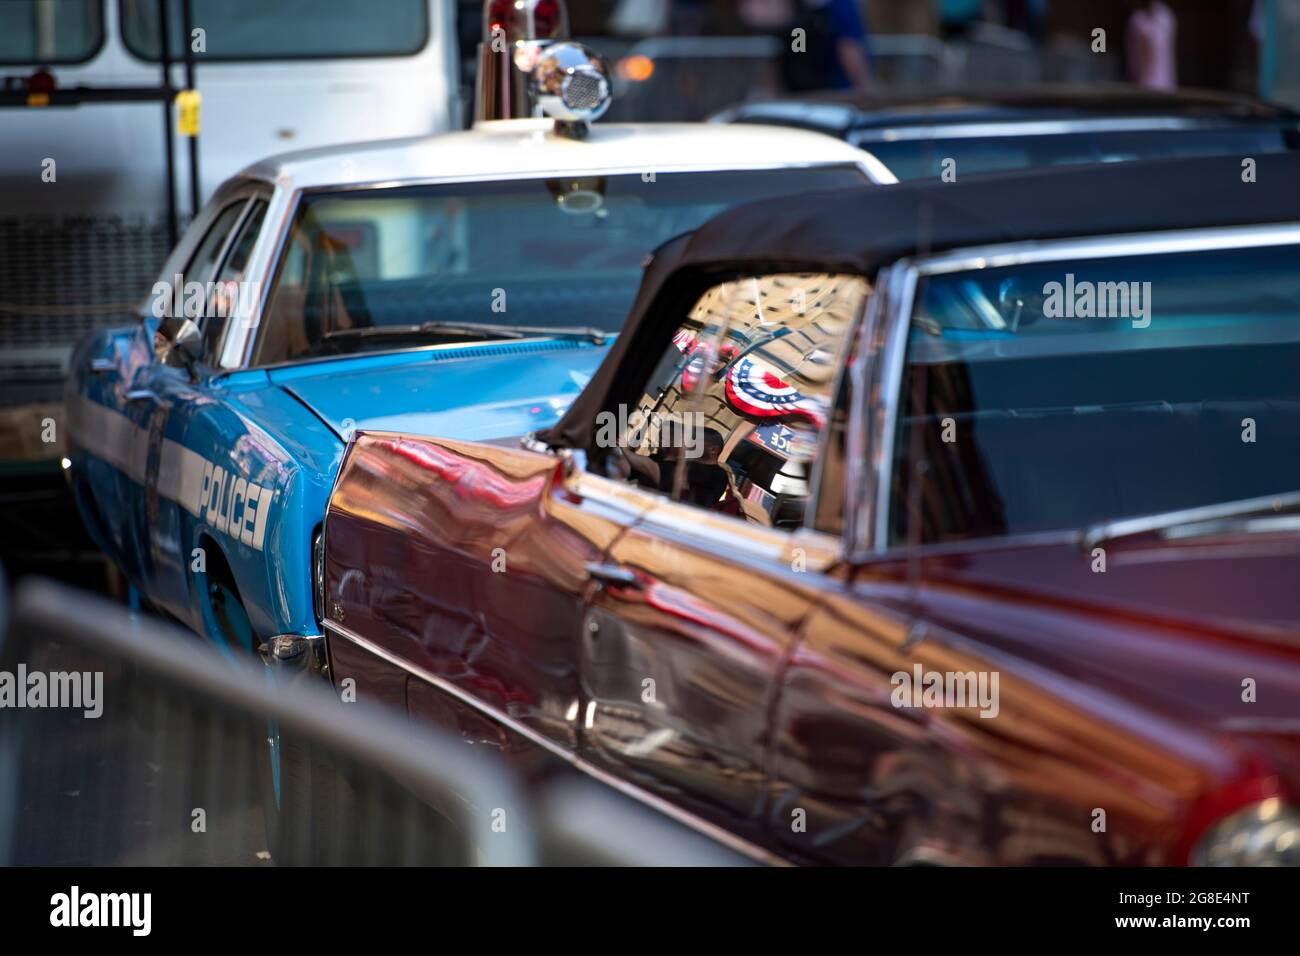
[180, 202, 248, 306]
[202, 201, 268, 365]
[612, 273, 867, 531]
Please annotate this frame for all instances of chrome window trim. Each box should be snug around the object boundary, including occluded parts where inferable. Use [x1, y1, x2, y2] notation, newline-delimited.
[570, 467, 845, 572]
[853, 221, 1300, 560]
[827, 266, 886, 547]
[205, 190, 273, 368]
[1081, 488, 1300, 551]
[178, 195, 253, 296]
[234, 159, 888, 368]
[800, 274, 874, 537]
[322, 618, 786, 866]
[850, 116, 1292, 144]
[863, 259, 920, 557]
[631, 501, 789, 564]
[148, 192, 253, 364]
[224, 184, 300, 369]
[909, 223, 1300, 276]
[863, 528, 1082, 564]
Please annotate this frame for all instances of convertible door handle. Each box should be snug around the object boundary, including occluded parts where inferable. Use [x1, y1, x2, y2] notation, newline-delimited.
[124, 388, 158, 404]
[89, 358, 116, 374]
[585, 562, 643, 589]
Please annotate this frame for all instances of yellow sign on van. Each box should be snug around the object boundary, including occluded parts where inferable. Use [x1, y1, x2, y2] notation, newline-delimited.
[176, 90, 201, 137]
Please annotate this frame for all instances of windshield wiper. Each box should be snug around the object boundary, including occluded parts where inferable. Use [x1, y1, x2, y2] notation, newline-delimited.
[322, 321, 525, 343]
[1082, 490, 1300, 549]
[321, 321, 609, 346]
[482, 324, 610, 345]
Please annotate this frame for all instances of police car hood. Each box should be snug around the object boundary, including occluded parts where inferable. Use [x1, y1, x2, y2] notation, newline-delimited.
[268, 340, 611, 442]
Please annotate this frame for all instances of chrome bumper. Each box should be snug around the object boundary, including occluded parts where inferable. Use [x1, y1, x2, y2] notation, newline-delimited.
[259, 633, 330, 680]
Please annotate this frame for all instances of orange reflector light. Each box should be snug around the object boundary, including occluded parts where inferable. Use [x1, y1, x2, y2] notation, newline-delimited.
[618, 55, 654, 82]
[26, 68, 54, 106]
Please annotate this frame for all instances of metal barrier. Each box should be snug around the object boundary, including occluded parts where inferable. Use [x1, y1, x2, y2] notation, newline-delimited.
[0, 577, 752, 866]
[602, 35, 779, 122]
[0, 578, 533, 865]
[870, 34, 949, 89]
[596, 33, 1116, 123]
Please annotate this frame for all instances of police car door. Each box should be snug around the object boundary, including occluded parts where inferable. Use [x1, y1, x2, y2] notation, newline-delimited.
[137, 193, 266, 620]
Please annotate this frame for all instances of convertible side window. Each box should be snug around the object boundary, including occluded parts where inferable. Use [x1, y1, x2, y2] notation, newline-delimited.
[611, 273, 867, 530]
[887, 242, 1300, 546]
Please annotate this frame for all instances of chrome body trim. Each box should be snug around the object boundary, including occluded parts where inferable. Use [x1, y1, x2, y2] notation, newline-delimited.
[835, 265, 887, 556]
[262, 632, 329, 678]
[868, 260, 920, 555]
[1082, 489, 1300, 550]
[850, 115, 1292, 143]
[907, 223, 1300, 277]
[322, 618, 790, 866]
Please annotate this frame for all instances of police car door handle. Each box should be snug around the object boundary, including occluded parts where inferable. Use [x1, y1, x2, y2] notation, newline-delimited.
[585, 562, 643, 589]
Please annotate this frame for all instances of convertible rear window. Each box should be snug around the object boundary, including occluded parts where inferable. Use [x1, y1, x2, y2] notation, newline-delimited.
[253, 165, 867, 365]
[889, 240, 1300, 546]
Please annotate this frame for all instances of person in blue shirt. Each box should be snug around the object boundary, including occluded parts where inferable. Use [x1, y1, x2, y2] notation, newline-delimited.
[774, 0, 873, 91]
[939, 0, 986, 37]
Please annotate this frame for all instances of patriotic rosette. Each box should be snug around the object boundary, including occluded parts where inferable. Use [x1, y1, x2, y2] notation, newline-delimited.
[724, 356, 826, 428]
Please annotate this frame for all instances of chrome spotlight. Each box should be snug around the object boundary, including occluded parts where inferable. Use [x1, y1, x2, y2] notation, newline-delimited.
[531, 42, 612, 136]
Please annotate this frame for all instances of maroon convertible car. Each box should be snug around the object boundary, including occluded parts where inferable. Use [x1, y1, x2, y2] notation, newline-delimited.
[321, 153, 1300, 866]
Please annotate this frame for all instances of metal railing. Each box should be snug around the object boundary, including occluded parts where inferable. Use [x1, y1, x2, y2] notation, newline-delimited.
[1, 578, 533, 865]
[591, 32, 1118, 123]
[0, 577, 751, 866]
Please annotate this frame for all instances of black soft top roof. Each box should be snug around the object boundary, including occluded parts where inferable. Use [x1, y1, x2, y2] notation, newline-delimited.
[538, 152, 1300, 451]
[720, 84, 1300, 136]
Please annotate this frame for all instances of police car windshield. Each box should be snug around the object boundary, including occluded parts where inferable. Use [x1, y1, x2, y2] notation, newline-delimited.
[254, 165, 866, 364]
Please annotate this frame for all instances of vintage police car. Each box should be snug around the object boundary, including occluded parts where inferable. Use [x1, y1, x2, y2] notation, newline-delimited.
[324, 152, 1300, 865]
[63, 4, 885, 857]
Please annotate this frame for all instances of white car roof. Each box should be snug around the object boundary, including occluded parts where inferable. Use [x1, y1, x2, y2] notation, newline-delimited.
[236, 119, 896, 190]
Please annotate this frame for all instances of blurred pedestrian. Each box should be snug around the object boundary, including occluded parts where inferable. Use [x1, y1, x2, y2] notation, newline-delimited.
[938, 0, 987, 39]
[743, 0, 872, 92]
[1002, 0, 1049, 40]
[1125, 0, 1177, 90]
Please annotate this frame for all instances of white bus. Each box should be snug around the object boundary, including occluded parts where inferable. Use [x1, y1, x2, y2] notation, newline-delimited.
[0, 0, 457, 416]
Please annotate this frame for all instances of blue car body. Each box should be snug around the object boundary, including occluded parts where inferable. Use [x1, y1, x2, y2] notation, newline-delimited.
[62, 118, 876, 657]
[66, 325, 607, 652]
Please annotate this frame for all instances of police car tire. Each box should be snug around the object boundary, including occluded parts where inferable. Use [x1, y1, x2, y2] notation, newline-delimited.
[270, 734, 359, 865]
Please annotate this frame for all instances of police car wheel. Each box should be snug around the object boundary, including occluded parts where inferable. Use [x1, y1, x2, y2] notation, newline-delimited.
[208, 576, 357, 864]
[206, 577, 292, 861]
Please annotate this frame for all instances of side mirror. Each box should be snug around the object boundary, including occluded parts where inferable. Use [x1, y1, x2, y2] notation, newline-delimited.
[154, 316, 204, 375]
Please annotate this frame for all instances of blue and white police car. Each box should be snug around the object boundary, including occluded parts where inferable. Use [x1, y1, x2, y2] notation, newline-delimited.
[63, 0, 886, 857]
